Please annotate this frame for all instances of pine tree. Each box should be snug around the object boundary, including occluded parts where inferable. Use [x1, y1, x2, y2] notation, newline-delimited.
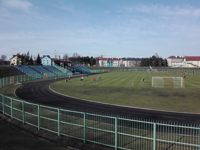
[36, 54, 41, 65]
[29, 56, 34, 65]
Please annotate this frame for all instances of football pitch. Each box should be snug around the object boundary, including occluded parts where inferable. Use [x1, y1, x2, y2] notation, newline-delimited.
[50, 71, 200, 113]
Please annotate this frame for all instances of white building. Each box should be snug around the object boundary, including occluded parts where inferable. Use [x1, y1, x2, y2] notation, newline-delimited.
[10, 55, 21, 66]
[122, 58, 141, 67]
[41, 55, 52, 66]
[112, 58, 121, 67]
[167, 56, 185, 67]
[97, 57, 141, 67]
[167, 56, 200, 68]
[97, 58, 121, 67]
[98, 58, 108, 67]
[184, 56, 200, 68]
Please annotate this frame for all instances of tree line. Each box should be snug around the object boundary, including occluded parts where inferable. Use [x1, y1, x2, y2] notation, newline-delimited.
[140, 55, 168, 67]
[8, 52, 167, 67]
[13, 52, 42, 65]
[69, 56, 96, 66]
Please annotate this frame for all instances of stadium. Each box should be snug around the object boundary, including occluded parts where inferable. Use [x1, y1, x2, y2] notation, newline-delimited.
[2, 1, 200, 150]
[1, 64, 200, 150]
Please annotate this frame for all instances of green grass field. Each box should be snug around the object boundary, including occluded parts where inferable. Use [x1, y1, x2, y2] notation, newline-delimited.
[50, 71, 200, 113]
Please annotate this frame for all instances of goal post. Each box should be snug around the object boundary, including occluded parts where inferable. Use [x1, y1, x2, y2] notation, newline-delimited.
[152, 76, 184, 88]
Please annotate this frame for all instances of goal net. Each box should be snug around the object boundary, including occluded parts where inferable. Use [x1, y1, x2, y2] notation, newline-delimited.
[152, 77, 184, 88]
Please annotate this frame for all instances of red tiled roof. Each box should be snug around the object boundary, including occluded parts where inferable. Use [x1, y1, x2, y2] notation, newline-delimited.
[185, 56, 200, 61]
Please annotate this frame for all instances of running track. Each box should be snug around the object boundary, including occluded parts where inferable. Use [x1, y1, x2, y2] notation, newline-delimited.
[15, 79, 200, 124]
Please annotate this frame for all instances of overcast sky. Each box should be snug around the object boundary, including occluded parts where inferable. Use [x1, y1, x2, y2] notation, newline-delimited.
[1, 0, 200, 59]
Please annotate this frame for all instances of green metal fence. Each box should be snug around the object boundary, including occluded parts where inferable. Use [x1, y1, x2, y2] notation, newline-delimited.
[0, 73, 71, 88]
[0, 75, 200, 150]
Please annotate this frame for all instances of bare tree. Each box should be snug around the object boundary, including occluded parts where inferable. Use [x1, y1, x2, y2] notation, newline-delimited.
[63, 53, 69, 61]
[0, 54, 7, 61]
[72, 52, 80, 58]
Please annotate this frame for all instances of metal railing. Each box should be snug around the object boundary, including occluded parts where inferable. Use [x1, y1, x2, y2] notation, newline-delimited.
[0, 75, 200, 150]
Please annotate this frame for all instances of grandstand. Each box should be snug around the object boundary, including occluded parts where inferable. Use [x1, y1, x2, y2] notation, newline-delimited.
[72, 65, 92, 74]
[31, 65, 55, 78]
[0, 64, 95, 81]
[16, 65, 42, 79]
[54, 64, 72, 75]
[0, 66, 24, 78]
[43, 66, 62, 74]
[16, 65, 72, 79]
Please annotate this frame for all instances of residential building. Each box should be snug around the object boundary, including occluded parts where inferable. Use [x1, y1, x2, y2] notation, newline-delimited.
[41, 55, 52, 66]
[167, 56, 200, 68]
[110, 58, 121, 67]
[167, 56, 185, 67]
[97, 57, 141, 67]
[10, 55, 21, 66]
[122, 58, 141, 67]
[98, 58, 109, 67]
[184, 56, 200, 68]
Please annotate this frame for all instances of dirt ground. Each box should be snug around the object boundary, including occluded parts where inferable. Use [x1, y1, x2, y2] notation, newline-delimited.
[0, 115, 78, 150]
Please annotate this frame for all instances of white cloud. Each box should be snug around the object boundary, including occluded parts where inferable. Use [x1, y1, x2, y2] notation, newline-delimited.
[122, 4, 200, 17]
[0, 0, 32, 12]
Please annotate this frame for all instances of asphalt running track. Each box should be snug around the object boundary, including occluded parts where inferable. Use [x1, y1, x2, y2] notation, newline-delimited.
[15, 79, 200, 124]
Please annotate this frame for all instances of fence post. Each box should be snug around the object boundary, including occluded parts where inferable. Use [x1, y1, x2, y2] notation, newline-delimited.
[198, 127, 200, 150]
[2, 78, 4, 87]
[22, 101, 25, 124]
[8, 77, 12, 85]
[57, 108, 60, 136]
[2, 95, 5, 114]
[4, 77, 6, 86]
[5, 77, 7, 86]
[153, 123, 156, 150]
[115, 117, 118, 150]
[38, 104, 40, 130]
[10, 98, 13, 119]
[83, 112, 86, 144]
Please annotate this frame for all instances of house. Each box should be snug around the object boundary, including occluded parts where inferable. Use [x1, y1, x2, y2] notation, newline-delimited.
[41, 55, 52, 66]
[107, 58, 121, 67]
[10, 55, 21, 66]
[167, 56, 185, 67]
[97, 58, 109, 67]
[122, 58, 141, 67]
[112, 58, 121, 67]
[184, 56, 200, 68]
[167, 56, 200, 68]
[97, 57, 141, 67]
[97, 58, 122, 67]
